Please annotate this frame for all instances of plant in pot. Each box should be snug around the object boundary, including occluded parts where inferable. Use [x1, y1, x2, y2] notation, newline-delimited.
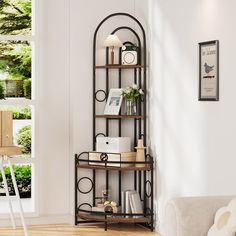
[121, 84, 144, 115]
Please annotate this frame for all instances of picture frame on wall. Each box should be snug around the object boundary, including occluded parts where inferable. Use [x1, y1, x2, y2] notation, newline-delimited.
[104, 88, 123, 115]
[199, 40, 219, 101]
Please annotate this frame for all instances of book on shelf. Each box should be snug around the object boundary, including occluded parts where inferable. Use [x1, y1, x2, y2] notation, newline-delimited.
[88, 151, 136, 167]
[121, 190, 143, 218]
[129, 192, 143, 218]
[125, 190, 136, 217]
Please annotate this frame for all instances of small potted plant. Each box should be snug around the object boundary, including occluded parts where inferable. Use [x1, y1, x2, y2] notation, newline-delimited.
[121, 84, 144, 115]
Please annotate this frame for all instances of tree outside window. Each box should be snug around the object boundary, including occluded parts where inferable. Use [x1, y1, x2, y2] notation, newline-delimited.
[0, 0, 31, 99]
[0, 0, 32, 199]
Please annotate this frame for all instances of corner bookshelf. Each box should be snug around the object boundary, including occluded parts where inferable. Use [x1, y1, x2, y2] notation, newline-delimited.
[74, 13, 154, 231]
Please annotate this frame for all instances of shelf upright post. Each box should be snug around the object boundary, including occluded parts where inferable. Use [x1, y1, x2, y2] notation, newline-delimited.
[93, 169, 96, 207]
[118, 58, 122, 208]
[138, 171, 142, 199]
[143, 36, 147, 146]
[106, 47, 109, 137]
[151, 159, 154, 231]
[138, 66, 142, 141]
[144, 170, 147, 215]
[118, 47, 122, 137]
[74, 154, 78, 225]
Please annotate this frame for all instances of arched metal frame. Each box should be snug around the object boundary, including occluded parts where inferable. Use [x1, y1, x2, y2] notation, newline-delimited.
[93, 12, 147, 149]
[75, 13, 154, 232]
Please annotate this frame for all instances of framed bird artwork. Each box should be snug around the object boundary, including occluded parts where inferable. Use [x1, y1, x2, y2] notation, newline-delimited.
[199, 40, 219, 101]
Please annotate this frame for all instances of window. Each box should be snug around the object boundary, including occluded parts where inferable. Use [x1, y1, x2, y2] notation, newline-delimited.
[0, 0, 35, 214]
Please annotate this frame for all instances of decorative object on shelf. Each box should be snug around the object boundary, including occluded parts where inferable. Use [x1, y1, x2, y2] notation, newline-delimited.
[96, 137, 131, 153]
[104, 88, 123, 115]
[92, 200, 118, 214]
[104, 200, 118, 213]
[199, 40, 219, 101]
[121, 44, 139, 65]
[95, 188, 110, 206]
[135, 139, 146, 167]
[121, 84, 144, 115]
[104, 34, 123, 65]
[102, 189, 109, 202]
[125, 99, 136, 116]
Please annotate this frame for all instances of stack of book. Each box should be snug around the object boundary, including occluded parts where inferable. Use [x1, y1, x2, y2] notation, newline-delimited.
[121, 190, 143, 217]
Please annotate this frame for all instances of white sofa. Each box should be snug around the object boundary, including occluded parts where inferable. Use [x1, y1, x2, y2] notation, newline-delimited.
[165, 196, 234, 236]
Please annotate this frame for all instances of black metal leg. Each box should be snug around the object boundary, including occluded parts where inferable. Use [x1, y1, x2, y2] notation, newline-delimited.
[106, 170, 109, 194]
[151, 165, 154, 231]
[93, 169, 96, 206]
[74, 154, 78, 225]
[143, 170, 146, 214]
[139, 171, 141, 198]
[105, 215, 108, 231]
[119, 171, 121, 206]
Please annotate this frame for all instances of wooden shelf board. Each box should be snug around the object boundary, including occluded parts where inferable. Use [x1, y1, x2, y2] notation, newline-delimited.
[96, 115, 144, 119]
[77, 164, 151, 171]
[78, 213, 150, 223]
[96, 64, 144, 69]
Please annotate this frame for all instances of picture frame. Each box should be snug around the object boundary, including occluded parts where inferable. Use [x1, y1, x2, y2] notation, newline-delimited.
[104, 88, 123, 115]
[199, 40, 219, 101]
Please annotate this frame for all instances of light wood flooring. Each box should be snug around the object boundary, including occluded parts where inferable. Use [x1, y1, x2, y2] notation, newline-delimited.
[0, 224, 159, 236]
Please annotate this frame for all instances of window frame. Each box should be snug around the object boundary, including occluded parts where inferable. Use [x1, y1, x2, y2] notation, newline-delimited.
[0, 0, 38, 217]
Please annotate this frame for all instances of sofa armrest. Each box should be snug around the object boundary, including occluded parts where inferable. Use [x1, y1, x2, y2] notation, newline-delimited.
[165, 196, 234, 236]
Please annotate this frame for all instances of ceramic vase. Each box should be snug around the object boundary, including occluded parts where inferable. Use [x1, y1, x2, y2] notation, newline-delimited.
[135, 139, 146, 167]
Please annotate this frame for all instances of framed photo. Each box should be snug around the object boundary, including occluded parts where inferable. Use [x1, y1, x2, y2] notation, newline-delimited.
[104, 88, 123, 115]
[199, 40, 219, 101]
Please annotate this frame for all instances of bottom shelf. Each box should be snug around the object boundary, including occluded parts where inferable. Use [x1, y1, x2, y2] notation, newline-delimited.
[78, 213, 151, 223]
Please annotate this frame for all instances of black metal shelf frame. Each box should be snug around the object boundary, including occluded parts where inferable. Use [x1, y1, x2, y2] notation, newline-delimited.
[75, 12, 154, 231]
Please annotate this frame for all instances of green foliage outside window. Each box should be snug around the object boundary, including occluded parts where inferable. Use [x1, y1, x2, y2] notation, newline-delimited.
[0, 106, 31, 119]
[17, 124, 31, 154]
[0, 165, 31, 198]
[13, 106, 31, 119]
[23, 79, 31, 99]
[0, 0, 32, 97]
[0, 80, 5, 99]
[0, 0, 31, 35]
[0, 1, 32, 199]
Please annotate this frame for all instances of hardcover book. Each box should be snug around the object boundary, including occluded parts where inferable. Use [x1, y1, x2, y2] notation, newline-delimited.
[124, 190, 136, 217]
[129, 192, 143, 218]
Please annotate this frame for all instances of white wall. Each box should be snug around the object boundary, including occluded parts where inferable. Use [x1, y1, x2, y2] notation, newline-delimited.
[149, 0, 236, 233]
[37, 0, 70, 218]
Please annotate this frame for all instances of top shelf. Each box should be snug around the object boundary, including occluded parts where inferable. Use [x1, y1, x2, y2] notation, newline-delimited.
[96, 64, 144, 69]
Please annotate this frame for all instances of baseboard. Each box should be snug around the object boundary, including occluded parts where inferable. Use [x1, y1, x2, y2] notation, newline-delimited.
[0, 214, 74, 227]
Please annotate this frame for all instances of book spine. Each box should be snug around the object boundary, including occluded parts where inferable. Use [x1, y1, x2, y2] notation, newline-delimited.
[129, 194, 136, 218]
[125, 191, 131, 218]
[121, 191, 125, 214]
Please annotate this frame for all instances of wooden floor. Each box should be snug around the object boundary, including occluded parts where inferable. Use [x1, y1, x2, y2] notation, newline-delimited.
[0, 224, 159, 236]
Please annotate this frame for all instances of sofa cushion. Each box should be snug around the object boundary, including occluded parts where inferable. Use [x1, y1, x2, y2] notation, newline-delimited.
[165, 196, 234, 236]
[208, 198, 236, 236]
